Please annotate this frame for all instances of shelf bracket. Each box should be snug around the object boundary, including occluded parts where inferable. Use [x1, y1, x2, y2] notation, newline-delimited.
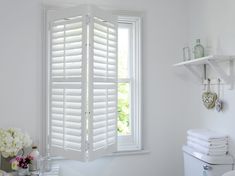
[207, 60, 230, 83]
[184, 65, 202, 83]
[207, 59, 234, 89]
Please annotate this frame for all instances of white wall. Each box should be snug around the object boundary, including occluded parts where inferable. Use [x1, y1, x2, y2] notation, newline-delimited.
[188, 0, 235, 156]
[0, 0, 42, 145]
[0, 0, 200, 176]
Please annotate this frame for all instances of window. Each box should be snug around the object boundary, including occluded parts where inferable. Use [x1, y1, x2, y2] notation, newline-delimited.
[45, 5, 142, 161]
[117, 16, 142, 151]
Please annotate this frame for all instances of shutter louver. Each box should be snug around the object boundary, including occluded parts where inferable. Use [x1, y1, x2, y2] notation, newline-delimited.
[48, 12, 87, 161]
[88, 10, 118, 160]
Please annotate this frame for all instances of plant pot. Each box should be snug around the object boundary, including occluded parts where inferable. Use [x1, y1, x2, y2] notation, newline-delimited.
[17, 168, 29, 176]
[0, 156, 14, 172]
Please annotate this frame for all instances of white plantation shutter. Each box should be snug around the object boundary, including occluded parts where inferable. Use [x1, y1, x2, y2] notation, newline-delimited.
[48, 7, 87, 161]
[47, 5, 117, 161]
[88, 8, 118, 160]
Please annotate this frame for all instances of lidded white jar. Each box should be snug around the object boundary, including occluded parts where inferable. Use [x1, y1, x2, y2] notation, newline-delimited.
[29, 146, 40, 171]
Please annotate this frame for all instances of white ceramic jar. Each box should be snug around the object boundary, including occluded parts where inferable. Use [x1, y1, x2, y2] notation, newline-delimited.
[29, 146, 40, 172]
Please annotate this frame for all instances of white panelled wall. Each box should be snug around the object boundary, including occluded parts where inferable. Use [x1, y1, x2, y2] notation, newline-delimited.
[0, 0, 222, 176]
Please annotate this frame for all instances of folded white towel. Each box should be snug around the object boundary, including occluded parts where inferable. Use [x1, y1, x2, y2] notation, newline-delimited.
[187, 129, 228, 142]
[187, 141, 228, 153]
[187, 141, 228, 156]
[187, 136, 228, 148]
[187, 139, 228, 151]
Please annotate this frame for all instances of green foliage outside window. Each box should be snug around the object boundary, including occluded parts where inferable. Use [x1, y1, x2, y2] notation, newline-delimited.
[118, 83, 130, 135]
[117, 27, 131, 136]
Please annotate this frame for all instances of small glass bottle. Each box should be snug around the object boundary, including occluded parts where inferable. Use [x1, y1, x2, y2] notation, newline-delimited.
[40, 155, 52, 173]
[29, 146, 40, 172]
[194, 39, 204, 59]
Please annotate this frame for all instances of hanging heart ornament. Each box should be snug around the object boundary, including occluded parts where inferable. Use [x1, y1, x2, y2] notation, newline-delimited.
[202, 92, 217, 109]
[215, 79, 223, 112]
[202, 79, 217, 109]
[215, 99, 223, 112]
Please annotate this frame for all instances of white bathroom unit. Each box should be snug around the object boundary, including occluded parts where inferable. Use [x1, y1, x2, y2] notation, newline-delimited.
[183, 146, 234, 176]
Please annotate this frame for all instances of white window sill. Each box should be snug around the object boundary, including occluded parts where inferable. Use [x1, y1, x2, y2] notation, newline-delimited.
[50, 150, 150, 161]
[105, 150, 150, 157]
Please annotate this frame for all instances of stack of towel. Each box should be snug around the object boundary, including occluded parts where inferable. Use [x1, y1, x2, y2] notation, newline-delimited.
[187, 129, 228, 156]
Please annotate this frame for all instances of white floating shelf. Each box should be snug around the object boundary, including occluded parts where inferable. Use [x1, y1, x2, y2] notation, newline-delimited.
[173, 55, 235, 67]
[173, 55, 235, 89]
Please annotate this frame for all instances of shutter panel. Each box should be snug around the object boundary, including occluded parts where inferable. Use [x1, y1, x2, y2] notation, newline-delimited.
[88, 7, 118, 160]
[47, 5, 118, 161]
[47, 7, 87, 161]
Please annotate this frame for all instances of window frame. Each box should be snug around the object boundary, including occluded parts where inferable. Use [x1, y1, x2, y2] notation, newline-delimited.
[42, 12, 142, 156]
[117, 16, 142, 152]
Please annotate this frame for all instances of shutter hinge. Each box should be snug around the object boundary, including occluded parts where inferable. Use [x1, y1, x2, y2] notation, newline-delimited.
[85, 43, 90, 47]
[85, 111, 91, 116]
[85, 140, 90, 151]
[86, 15, 91, 25]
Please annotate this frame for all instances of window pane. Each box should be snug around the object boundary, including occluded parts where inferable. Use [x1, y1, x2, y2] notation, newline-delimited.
[118, 83, 131, 136]
[118, 26, 130, 79]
